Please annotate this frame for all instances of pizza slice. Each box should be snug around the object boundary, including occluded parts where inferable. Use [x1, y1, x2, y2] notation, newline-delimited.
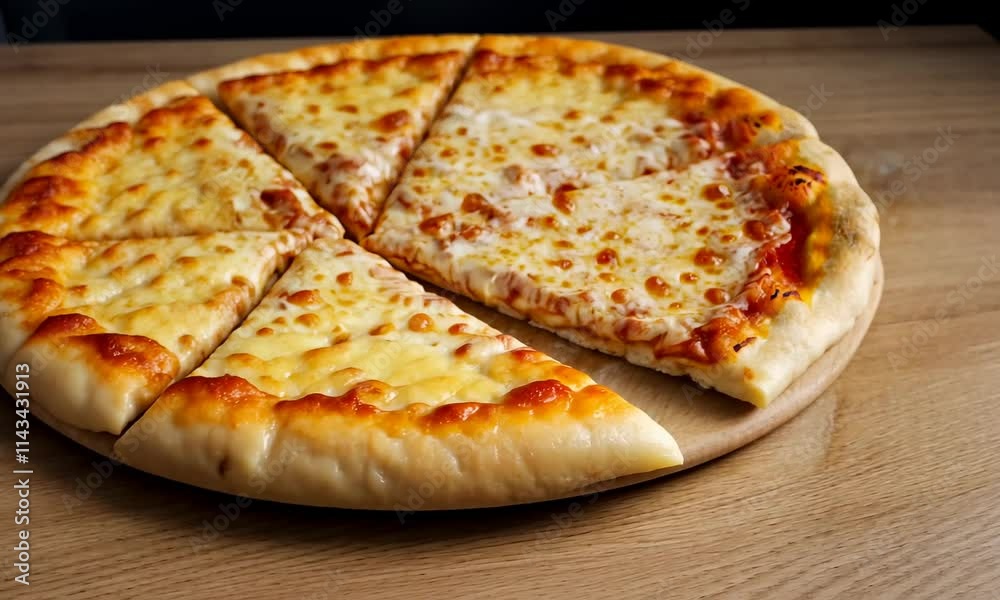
[366, 138, 880, 406]
[115, 238, 681, 509]
[0, 81, 341, 241]
[0, 230, 306, 434]
[194, 35, 478, 238]
[366, 34, 817, 226]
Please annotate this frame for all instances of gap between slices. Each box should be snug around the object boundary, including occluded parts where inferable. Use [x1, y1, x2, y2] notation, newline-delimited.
[0, 80, 342, 241]
[114, 239, 681, 510]
[212, 36, 479, 239]
[0, 230, 307, 434]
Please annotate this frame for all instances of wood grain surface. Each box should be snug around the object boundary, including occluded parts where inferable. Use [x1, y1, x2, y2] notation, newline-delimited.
[1, 25, 998, 599]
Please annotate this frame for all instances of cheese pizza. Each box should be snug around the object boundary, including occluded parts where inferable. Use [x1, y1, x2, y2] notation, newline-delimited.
[0, 34, 882, 509]
[0, 81, 341, 241]
[194, 35, 478, 238]
[115, 238, 681, 509]
[0, 230, 305, 433]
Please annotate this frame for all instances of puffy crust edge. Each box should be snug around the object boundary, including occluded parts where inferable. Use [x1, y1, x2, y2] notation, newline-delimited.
[714, 138, 882, 404]
[0, 80, 200, 202]
[188, 34, 481, 102]
[114, 376, 682, 510]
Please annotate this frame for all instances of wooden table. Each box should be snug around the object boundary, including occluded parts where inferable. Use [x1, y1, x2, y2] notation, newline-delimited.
[1, 26, 998, 599]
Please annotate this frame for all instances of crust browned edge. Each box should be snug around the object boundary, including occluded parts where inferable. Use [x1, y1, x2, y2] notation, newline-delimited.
[0, 231, 308, 434]
[188, 34, 482, 104]
[112, 238, 681, 510]
[716, 139, 881, 404]
[113, 381, 682, 510]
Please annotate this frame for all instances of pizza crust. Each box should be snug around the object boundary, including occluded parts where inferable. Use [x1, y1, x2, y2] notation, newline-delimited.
[720, 140, 880, 404]
[188, 34, 480, 103]
[114, 375, 681, 510]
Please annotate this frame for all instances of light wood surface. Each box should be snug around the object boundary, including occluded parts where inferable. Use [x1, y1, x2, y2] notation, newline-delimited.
[1, 25, 998, 599]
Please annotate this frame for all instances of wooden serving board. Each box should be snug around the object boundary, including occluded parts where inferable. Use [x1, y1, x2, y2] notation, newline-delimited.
[20, 257, 883, 507]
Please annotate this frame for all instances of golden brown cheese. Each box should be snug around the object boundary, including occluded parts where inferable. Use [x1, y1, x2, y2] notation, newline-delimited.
[0, 230, 306, 433]
[162, 238, 599, 411]
[0, 85, 340, 240]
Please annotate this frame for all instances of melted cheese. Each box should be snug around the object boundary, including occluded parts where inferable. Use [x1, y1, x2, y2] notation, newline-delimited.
[0, 231, 305, 433]
[189, 239, 596, 411]
[0, 94, 339, 241]
[386, 50, 796, 219]
[0, 231, 304, 370]
[369, 141, 826, 362]
[218, 52, 470, 238]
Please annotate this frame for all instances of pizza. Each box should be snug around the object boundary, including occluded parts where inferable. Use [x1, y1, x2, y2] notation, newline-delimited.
[0, 35, 880, 510]
[193, 35, 477, 238]
[0, 81, 340, 241]
[114, 238, 681, 509]
[0, 230, 305, 433]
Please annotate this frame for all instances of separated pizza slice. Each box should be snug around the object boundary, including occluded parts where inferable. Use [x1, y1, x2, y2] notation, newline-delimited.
[369, 34, 817, 229]
[367, 138, 880, 406]
[115, 238, 681, 510]
[0, 230, 307, 434]
[193, 35, 478, 238]
[0, 81, 341, 241]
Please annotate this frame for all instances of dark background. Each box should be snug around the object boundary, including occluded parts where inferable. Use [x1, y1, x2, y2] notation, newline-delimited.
[0, 0, 995, 43]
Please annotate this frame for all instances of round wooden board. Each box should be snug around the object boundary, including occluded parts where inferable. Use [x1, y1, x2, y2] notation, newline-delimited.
[23, 258, 882, 508]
